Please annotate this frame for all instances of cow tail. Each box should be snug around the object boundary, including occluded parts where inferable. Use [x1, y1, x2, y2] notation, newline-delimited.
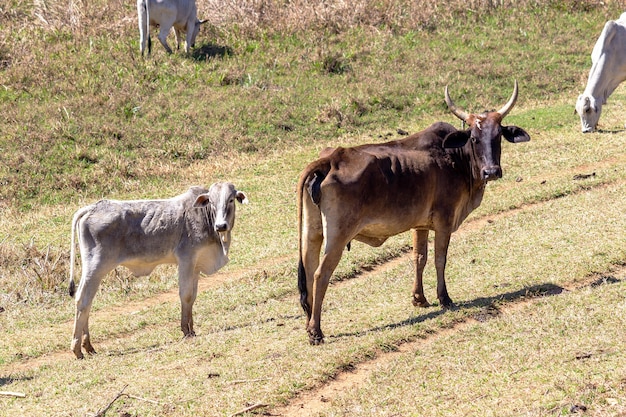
[145, 0, 152, 55]
[297, 158, 330, 317]
[68, 206, 90, 297]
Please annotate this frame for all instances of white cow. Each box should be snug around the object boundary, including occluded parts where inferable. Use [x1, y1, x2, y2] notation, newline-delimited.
[68, 183, 248, 359]
[137, 0, 207, 55]
[575, 13, 626, 133]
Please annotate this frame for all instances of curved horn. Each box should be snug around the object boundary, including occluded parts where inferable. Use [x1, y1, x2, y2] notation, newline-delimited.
[445, 85, 469, 122]
[497, 80, 518, 119]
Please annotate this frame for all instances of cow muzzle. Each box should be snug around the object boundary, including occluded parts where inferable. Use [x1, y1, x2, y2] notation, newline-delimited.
[481, 166, 502, 181]
[215, 222, 229, 233]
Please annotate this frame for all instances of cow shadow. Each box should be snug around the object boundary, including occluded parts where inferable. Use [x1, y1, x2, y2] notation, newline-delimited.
[329, 282, 570, 341]
[190, 43, 233, 61]
[0, 375, 33, 387]
[596, 127, 626, 134]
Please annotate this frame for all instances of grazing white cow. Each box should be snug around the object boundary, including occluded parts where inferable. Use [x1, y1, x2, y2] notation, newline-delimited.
[137, 0, 207, 55]
[68, 183, 248, 359]
[575, 13, 626, 133]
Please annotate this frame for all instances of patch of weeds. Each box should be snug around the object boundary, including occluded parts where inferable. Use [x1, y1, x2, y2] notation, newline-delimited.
[320, 53, 352, 75]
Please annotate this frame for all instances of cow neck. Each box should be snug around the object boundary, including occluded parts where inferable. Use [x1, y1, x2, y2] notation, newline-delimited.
[585, 55, 623, 105]
[448, 141, 484, 193]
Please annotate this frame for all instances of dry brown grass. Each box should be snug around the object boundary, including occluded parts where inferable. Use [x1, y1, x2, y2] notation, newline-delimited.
[3, 0, 609, 37]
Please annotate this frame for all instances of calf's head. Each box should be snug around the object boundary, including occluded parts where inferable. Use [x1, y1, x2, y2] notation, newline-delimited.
[575, 94, 601, 133]
[443, 80, 530, 182]
[193, 182, 248, 241]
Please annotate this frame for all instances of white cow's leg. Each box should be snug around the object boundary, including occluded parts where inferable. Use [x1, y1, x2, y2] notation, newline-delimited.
[157, 25, 174, 54]
[178, 262, 199, 337]
[174, 28, 182, 51]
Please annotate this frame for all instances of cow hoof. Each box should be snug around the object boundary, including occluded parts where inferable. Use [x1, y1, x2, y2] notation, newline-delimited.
[412, 296, 430, 308]
[308, 330, 324, 345]
[440, 300, 456, 310]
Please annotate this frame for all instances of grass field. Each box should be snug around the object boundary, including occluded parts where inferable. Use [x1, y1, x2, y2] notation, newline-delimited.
[1, 0, 625, 416]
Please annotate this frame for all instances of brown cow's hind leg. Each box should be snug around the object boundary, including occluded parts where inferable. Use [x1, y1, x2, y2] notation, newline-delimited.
[307, 244, 345, 345]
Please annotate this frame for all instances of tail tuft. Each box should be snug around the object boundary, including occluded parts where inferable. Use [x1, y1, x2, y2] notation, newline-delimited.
[298, 259, 310, 317]
[69, 279, 76, 297]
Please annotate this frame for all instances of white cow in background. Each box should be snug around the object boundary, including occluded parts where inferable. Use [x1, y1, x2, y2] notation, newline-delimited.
[137, 0, 207, 55]
[68, 183, 248, 359]
[575, 13, 626, 133]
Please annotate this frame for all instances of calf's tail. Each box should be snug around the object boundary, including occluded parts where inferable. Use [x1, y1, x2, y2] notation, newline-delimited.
[296, 158, 330, 317]
[68, 206, 91, 297]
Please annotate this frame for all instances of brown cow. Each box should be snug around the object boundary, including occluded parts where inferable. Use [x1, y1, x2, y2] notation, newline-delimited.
[297, 82, 530, 345]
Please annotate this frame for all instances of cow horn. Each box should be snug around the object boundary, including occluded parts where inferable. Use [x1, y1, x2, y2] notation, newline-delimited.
[445, 85, 469, 122]
[497, 80, 518, 119]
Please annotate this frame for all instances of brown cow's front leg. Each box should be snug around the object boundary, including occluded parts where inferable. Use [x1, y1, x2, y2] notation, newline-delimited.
[411, 229, 430, 307]
[178, 263, 199, 337]
[434, 230, 454, 308]
[307, 248, 344, 345]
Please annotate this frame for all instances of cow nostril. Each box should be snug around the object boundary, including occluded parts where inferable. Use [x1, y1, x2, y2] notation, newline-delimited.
[482, 167, 502, 181]
[215, 223, 228, 232]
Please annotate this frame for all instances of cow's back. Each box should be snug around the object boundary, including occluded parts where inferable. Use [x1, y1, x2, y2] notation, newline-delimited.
[320, 131, 470, 236]
[79, 194, 194, 267]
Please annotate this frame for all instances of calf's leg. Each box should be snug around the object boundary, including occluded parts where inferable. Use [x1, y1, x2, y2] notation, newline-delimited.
[178, 262, 199, 337]
[71, 266, 109, 359]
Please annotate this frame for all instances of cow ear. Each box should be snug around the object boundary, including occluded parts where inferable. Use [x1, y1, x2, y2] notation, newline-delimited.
[236, 191, 249, 204]
[193, 193, 211, 208]
[443, 130, 470, 148]
[502, 126, 531, 143]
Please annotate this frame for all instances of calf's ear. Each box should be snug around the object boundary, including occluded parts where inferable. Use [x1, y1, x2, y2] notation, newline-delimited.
[502, 126, 531, 143]
[193, 193, 211, 208]
[236, 191, 249, 204]
[443, 130, 470, 148]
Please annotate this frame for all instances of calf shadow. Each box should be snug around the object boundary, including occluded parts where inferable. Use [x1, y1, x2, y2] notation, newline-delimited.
[190, 43, 233, 61]
[0, 375, 33, 387]
[596, 128, 626, 134]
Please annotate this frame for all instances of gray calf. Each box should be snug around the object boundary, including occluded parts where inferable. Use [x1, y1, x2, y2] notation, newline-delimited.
[68, 183, 248, 359]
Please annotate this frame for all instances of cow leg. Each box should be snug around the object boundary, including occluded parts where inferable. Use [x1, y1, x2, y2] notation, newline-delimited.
[307, 237, 345, 345]
[174, 28, 183, 51]
[178, 262, 199, 337]
[433, 230, 454, 308]
[300, 196, 324, 324]
[157, 24, 174, 54]
[411, 229, 430, 307]
[71, 267, 109, 359]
